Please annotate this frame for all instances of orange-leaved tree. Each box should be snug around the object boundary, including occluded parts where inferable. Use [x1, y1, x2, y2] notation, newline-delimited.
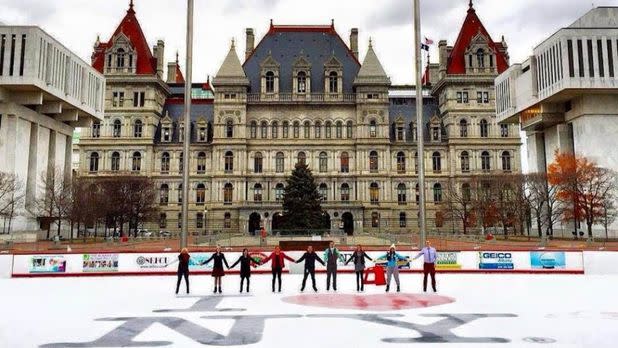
[548, 152, 615, 238]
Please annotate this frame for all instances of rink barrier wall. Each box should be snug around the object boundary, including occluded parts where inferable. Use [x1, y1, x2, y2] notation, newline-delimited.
[583, 251, 618, 274]
[10, 250, 585, 277]
[0, 254, 13, 278]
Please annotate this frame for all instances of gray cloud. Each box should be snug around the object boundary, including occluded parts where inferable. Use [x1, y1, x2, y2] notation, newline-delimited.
[0, 0, 58, 24]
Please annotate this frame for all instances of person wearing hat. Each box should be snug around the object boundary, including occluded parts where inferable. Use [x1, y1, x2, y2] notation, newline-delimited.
[380, 244, 408, 292]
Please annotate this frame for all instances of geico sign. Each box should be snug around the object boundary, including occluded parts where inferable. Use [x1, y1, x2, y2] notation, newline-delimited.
[136, 256, 169, 268]
[482, 253, 512, 259]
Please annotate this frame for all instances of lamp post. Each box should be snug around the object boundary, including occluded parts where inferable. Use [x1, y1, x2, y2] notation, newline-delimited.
[414, 0, 427, 248]
[180, 0, 194, 249]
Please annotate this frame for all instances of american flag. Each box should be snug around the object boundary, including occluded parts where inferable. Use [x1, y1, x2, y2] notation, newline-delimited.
[424, 37, 434, 45]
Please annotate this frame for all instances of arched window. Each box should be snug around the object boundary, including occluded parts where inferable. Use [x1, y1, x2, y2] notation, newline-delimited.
[224, 212, 232, 228]
[414, 152, 419, 173]
[397, 183, 407, 204]
[116, 48, 125, 68]
[314, 121, 322, 138]
[369, 151, 378, 173]
[196, 213, 204, 229]
[178, 152, 184, 174]
[432, 152, 441, 173]
[196, 184, 205, 205]
[336, 121, 343, 138]
[92, 121, 101, 138]
[253, 183, 263, 202]
[275, 152, 284, 173]
[131, 152, 141, 172]
[197, 152, 206, 174]
[396, 151, 406, 173]
[133, 120, 143, 138]
[297, 71, 307, 93]
[369, 120, 377, 137]
[304, 121, 311, 138]
[224, 183, 233, 204]
[319, 183, 328, 201]
[111, 152, 120, 171]
[261, 121, 268, 138]
[325, 121, 332, 138]
[293, 121, 300, 138]
[297, 152, 306, 165]
[460, 119, 468, 137]
[340, 183, 350, 201]
[328, 71, 338, 93]
[265, 71, 275, 93]
[415, 183, 420, 203]
[161, 152, 171, 173]
[160, 213, 167, 228]
[282, 121, 289, 138]
[319, 152, 328, 173]
[177, 184, 183, 204]
[481, 151, 491, 172]
[177, 212, 183, 228]
[89, 152, 99, 172]
[340, 152, 350, 173]
[254, 152, 263, 173]
[226, 120, 234, 138]
[501, 151, 512, 172]
[370, 182, 379, 203]
[275, 183, 285, 202]
[480, 119, 489, 138]
[433, 183, 443, 203]
[346, 121, 353, 138]
[399, 212, 407, 228]
[371, 212, 380, 228]
[462, 183, 472, 202]
[224, 151, 234, 173]
[460, 151, 470, 172]
[250, 121, 257, 138]
[112, 119, 122, 138]
[476, 48, 485, 68]
[271, 121, 279, 138]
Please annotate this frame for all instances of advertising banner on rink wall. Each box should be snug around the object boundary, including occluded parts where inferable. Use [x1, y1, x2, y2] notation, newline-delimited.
[11, 250, 585, 277]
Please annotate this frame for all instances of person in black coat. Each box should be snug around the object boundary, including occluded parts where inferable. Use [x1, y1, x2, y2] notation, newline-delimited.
[345, 244, 373, 292]
[175, 248, 191, 294]
[201, 245, 230, 294]
[296, 245, 325, 292]
[229, 248, 258, 293]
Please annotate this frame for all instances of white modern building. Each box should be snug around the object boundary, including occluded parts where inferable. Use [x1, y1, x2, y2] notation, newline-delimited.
[496, 7, 618, 173]
[0, 26, 105, 232]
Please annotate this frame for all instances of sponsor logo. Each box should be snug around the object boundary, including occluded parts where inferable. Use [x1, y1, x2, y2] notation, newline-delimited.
[530, 252, 566, 269]
[29, 255, 66, 273]
[479, 252, 514, 270]
[436, 252, 461, 270]
[83, 254, 119, 273]
[135, 256, 169, 269]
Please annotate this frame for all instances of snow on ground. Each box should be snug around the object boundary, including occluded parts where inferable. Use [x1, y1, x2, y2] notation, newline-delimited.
[1, 273, 617, 347]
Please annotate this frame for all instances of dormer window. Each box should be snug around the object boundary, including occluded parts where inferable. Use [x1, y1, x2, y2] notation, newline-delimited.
[328, 71, 338, 94]
[265, 71, 275, 93]
[116, 48, 126, 68]
[198, 126, 207, 142]
[162, 126, 171, 142]
[297, 71, 307, 93]
[432, 126, 440, 141]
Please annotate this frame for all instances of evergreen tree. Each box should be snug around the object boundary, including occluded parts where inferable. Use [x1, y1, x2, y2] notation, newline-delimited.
[281, 163, 326, 231]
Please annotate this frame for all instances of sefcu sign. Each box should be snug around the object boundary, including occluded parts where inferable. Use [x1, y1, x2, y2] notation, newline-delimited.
[479, 252, 514, 270]
[135, 256, 170, 269]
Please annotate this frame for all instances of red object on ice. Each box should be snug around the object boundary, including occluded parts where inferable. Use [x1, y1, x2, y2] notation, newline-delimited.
[364, 265, 386, 286]
[486, 233, 494, 240]
[121, 236, 129, 243]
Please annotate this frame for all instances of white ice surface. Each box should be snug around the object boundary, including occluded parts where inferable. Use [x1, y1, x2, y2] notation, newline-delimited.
[1, 274, 617, 348]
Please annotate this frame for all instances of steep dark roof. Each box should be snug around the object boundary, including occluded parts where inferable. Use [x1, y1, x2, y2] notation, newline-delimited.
[243, 23, 361, 93]
[388, 95, 440, 143]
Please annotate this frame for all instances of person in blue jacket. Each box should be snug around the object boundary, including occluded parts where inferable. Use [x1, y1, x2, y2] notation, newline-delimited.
[381, 244, 408, 292]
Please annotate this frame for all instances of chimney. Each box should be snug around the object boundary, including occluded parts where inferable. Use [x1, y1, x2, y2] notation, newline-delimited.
[245, 28, 255, 60]
[350, 28, 359, 59]
[154, 40, 165, 79]
[167, 62, 177, 83]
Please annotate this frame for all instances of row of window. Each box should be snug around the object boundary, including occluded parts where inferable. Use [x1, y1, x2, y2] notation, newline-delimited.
[264, 70, 339, 94]
[88, 151, 142, 172]
[459, 119, 509, 138]
[111, 91, 145, 108]
[0, 34, 26, 77]
[456, 91, 490, 104]
[248, 120, 354, 139]
[91, 119, 143, 138]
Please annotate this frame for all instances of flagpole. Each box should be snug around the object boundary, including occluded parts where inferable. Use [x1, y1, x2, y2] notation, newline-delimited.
[180, 0, 194, 249]
[414, 0, 427, 248]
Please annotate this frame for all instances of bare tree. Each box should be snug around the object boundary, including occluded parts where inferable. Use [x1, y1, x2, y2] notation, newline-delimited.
[0, 172, 25, 234]
[441, 180, 475, 235]
[36, 166, 72, 239]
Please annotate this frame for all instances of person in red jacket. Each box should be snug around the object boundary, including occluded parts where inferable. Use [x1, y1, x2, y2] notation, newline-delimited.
[261, 246, 295, 292]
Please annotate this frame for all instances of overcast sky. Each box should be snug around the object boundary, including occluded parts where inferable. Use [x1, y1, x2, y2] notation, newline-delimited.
[1, 0, 616, 84]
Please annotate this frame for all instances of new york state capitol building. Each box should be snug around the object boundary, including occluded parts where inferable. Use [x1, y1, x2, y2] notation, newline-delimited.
[77, 2, 521, 235]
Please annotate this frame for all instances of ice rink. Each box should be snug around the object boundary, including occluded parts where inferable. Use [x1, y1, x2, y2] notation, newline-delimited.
[1, 273, 617, 348]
